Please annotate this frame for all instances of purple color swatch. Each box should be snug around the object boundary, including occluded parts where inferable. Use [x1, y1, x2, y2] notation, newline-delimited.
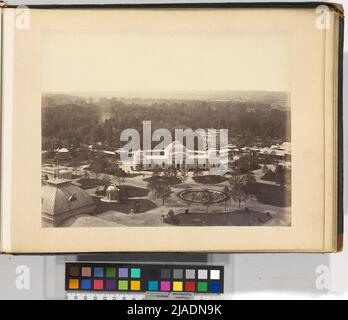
[105, 279, 116, 290]
[118, 268, 128, 278]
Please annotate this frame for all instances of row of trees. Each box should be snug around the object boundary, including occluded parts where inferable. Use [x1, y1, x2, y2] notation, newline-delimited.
[152, 165, 192, 182]
[224, 173, 256, 210]
[42, 96, 290, 151]
[74, 152, 129, 187]
[231, 155, 261, 174]
[147, 179, 172, 205]
[262, 164, 291, 186]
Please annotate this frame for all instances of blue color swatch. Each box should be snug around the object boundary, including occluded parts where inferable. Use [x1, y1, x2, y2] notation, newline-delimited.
[94, 267, 104, 277]
[81, 279, 92, 290]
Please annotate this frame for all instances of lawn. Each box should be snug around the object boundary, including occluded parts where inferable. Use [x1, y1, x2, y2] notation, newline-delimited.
[71, 174, 83, 179]
[76, 178, 105, 189]
[163, 209, 272, 226]
[120, 185, 150, 197]
[143, 176, 182, 186]
[95, 198, 157, 214]
[245, 182, 291, 207]
[192, 175, 228, 184]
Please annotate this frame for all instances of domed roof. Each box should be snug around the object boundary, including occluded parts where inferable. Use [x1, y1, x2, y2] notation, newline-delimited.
[42, 179, 95, 215]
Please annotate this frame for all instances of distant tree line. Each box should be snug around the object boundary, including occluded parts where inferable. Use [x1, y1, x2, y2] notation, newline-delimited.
[42, 97, 290, 151]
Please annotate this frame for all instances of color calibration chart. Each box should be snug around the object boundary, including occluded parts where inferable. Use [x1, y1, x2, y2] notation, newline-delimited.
[66, 263, 224, 299]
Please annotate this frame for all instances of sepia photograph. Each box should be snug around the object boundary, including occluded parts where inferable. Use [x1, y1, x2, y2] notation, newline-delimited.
[41, 29, 291, 228]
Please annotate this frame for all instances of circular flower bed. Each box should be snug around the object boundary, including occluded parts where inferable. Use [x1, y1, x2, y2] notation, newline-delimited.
[178, 189, 227, 204]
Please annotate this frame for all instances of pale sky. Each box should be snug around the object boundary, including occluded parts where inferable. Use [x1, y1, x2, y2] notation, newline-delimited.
[41, 30, 290, 93]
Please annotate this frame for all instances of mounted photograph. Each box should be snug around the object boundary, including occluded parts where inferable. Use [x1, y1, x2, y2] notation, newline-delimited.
[41, 28, 291, 228]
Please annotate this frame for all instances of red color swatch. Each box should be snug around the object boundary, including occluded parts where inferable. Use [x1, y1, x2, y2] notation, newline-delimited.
[185, 281, 196, 292]
[93, 279, 104, 290]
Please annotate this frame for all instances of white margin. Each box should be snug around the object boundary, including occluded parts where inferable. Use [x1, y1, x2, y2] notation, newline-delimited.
[1, 9, 14, 252]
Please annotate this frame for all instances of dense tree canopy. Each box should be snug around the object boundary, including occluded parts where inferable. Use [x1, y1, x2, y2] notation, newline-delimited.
[42, 95, 290, 151]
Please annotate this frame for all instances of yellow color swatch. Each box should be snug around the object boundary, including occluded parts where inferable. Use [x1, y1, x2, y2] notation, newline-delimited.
[173, 281, 183, 291]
